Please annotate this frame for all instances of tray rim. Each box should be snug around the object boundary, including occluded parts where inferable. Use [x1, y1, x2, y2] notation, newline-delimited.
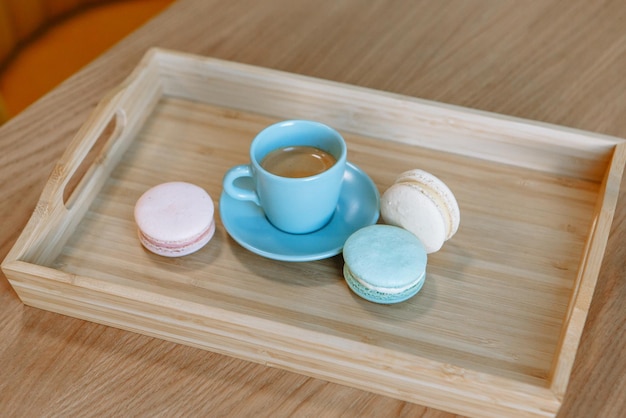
[3, 48, 626, 418]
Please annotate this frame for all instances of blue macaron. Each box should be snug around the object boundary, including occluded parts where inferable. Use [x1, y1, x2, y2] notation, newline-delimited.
[342, 224, 427, 304]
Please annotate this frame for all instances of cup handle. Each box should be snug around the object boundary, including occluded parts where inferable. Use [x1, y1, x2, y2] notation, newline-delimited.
[223, 164, 261, 205]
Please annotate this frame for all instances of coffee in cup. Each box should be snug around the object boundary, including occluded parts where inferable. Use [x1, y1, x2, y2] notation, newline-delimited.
[260, 145, 337, 178]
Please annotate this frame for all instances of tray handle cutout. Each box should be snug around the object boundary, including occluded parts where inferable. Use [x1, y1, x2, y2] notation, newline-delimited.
[62, 108, 126, 210]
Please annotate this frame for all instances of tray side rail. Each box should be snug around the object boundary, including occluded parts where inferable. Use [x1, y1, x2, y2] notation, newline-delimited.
[5, 260, 562, 418]
[154, 49, 622, 183]
[1, 50, 164, 270]
[549, 142, 626, 399]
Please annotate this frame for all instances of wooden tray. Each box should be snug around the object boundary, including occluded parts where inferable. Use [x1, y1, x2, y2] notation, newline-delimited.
[3, 48, 625, 418]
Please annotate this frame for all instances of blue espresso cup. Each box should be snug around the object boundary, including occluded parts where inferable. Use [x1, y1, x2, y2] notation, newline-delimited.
[223, 120, 347, 234]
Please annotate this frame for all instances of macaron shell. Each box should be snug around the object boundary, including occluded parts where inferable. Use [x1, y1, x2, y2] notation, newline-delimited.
[395, 169, 460, 239]
[342, 225, 427, 304]
[134, 182, 215, 256]
[381, 183, 448, 253]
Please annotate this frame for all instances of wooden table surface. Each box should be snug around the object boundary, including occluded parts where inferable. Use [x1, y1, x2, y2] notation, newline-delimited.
[1, 0, 625, 416]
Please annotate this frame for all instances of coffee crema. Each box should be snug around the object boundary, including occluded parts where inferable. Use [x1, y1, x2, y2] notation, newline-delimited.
[261, 145, 337, 178]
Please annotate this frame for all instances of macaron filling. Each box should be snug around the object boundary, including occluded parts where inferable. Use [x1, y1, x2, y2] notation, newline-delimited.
[138, 220, 215, 255]
[344, 265, 426, 304]
[344, 264, 424, 295]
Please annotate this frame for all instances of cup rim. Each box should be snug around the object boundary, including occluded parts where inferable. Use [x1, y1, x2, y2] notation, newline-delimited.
[250, 120, 347, 180]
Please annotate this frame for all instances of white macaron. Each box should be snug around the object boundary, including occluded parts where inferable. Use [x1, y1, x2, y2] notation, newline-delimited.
[380, 169, 460, 253]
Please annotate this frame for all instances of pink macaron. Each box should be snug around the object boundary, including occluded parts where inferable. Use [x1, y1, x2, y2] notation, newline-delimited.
[134, 182, 215, 257]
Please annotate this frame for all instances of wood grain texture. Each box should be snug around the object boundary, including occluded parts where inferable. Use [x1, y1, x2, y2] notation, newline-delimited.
[3, 49, 624, 416]
[1, 0, 625, 417]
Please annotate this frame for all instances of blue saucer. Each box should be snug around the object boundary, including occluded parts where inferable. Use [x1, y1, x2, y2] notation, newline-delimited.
[219, 162, 380, 262]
